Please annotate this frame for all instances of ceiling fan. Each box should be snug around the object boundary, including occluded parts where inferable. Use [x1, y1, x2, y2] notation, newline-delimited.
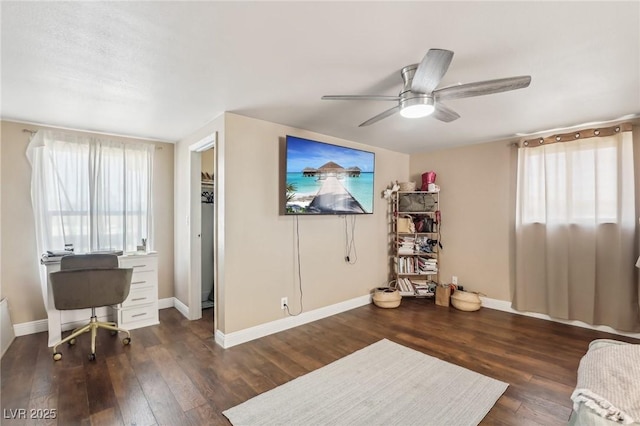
[321, 49, 531, 127]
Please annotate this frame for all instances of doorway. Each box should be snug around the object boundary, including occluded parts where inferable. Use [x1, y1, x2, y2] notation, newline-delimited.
[188, 132, 218, 333]
[200, 147, 215, 312]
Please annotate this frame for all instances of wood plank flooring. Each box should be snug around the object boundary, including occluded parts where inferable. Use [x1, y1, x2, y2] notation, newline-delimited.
[2, 299, 639, 425]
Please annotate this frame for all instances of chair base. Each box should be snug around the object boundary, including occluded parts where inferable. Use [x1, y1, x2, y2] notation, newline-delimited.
[52, 313, 130, 361]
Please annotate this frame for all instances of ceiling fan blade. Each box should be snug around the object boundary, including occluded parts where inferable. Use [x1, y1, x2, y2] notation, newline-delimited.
[411, 49, 454, 94]
[434, 76, 531, 101]
[322, 95, 400, 101]
[432, 103, 460, 123]
[358, 105, 401, 127]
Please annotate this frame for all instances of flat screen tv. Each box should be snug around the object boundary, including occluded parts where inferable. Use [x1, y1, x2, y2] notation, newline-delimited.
[285, 135, 375, 215]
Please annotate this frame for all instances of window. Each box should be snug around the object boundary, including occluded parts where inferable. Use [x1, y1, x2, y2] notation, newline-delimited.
[513, 126, 637, 330]
[517, 135, 631, 225]
[27, 130, 154, 254]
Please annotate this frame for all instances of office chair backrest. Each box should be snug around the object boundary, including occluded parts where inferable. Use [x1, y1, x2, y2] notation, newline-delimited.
[61, 253, 118, 270]
[50, 254, 133, 310]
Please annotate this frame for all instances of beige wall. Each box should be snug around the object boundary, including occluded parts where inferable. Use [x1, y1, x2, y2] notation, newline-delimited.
[0, 120, 175, 325]
[175, 113, 409, 334]
[410, 138, 516, 301]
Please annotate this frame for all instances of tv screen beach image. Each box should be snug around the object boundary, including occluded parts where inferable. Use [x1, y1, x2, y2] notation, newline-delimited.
[285, 136, 375, 214]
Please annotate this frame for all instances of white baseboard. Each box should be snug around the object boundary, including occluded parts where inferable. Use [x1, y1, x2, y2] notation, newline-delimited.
[14, 319, 49, 337]
[214, 329, 225, 348]
[158, 297, 175, 309]
[173, 297, 190, 319]
[481, 297, 640, 339]
[157, 296, 189, 319]
[1, 299, 16, 356]
[215, 294, 372, 349]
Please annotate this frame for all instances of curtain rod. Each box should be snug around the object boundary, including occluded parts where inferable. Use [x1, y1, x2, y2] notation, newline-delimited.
[21, 128, 163, 149]
[515, 114, 640, 139]
[519, 122, 632, 148]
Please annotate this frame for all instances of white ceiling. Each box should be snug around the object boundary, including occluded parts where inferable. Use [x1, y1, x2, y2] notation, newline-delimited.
[2, 1, 639, 153]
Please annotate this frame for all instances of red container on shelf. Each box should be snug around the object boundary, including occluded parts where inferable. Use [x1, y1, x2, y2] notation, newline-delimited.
[421, 171, 436, 191]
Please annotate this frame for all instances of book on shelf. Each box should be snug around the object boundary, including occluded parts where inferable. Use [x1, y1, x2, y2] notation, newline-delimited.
[396, 277, 415, 294]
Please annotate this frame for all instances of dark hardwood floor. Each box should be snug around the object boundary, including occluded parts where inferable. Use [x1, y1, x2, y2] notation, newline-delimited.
[2, 299, 639, 425]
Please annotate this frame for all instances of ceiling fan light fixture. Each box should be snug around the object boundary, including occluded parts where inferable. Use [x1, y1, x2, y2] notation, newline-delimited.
[400, 96, 435, 118]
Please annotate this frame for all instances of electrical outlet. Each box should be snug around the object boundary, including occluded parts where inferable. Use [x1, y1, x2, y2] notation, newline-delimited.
[280, 297, 288, 310]
[452, 276, 458, 285]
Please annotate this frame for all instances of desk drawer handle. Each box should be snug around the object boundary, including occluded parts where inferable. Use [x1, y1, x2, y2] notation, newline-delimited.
[131, 281, 146, 285]
[131, 297, 146, 302]
[131, 313, 147, 318]
[132, 264, 146, 268]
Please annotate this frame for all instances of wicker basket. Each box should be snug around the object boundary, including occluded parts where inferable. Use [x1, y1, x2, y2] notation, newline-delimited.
[372, 287, 401, 308]
[398, 181, 416, 192]
[450, 290, 482, 311]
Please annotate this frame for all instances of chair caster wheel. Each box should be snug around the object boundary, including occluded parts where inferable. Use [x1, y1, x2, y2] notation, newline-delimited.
[68, 338, 76, 346]
[88, 353, 96, 361]
[53, 352, 62, 361]
[122, 337, 131, 345]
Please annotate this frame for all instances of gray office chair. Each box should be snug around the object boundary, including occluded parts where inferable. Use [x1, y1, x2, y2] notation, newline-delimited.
[49, 254, 133, 361]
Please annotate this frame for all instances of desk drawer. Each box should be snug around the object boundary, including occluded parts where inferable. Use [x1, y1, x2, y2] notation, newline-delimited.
[129, 270, 156, 288]
[122, 285, 155, 308]
[120, 256, 157, 272]
[120, 303, 156, 324]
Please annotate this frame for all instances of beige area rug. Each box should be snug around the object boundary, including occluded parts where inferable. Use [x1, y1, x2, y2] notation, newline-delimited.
[223, 339, 508, 426]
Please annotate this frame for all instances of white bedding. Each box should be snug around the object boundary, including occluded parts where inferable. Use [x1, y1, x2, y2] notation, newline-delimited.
[570, 339, 640, 425]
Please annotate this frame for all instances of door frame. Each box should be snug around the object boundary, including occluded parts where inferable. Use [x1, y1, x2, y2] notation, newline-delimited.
[188, 132, 217, 325]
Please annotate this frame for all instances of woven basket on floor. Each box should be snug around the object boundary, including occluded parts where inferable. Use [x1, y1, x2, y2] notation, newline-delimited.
[372, 287, 402, 308]
[450, 290, 481, 311]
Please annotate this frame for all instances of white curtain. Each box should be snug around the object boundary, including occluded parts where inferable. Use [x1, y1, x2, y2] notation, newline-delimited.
[27, 130, 154, 303]
[513, 129, 639, 331]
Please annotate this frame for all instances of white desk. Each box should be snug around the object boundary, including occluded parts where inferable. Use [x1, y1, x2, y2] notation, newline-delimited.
[42, 252, 159, 347]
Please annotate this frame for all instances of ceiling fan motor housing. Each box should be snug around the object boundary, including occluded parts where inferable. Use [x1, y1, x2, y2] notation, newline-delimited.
[400, 64, 419, 95]
[399, 64, 435, 117]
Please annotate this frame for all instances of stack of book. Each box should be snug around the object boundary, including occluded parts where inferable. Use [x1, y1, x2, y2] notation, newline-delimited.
[397, 237, 416, 254]
[417, 257, 438, 274]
